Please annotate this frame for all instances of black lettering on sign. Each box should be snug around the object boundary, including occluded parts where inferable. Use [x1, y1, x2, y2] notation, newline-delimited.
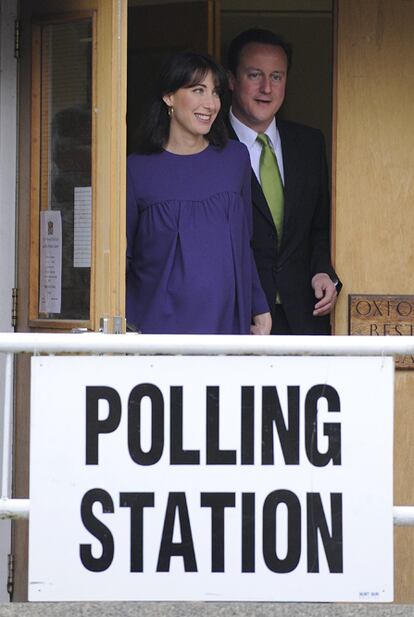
[262, 386, 300, 465]
[263, 489, 301, 573]
[397, 301, 412, 317]
[241, 492, 255, 572]
[305, 385, 341, 466]
[355, 300, 371, 316]
[120, 492, 155, 572]
[128, 383, 164, 466]
[200, 492, 236, 572]
[372, 300, 383, 316]
[170, 386, 200, 465]
[85, 386, 121, 465]
[307, 493, 343, 573]
[80, 488, 114, 572]
[156, 493, 197, 572]
[241, 386, 254, 465]
[206, 386, 237, 464]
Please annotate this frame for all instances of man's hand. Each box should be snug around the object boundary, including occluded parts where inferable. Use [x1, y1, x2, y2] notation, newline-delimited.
[251, 311, 272, 335]
[312, 273, 338, 317]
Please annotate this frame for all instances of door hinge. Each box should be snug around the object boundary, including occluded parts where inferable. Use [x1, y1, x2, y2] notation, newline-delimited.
[14, 20, 20, 60]
[11, 288, 17, 328]
[7, 553, 14, 599]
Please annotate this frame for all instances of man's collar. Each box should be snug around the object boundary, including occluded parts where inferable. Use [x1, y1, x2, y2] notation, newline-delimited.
[229, 108, 258, 148]
[229, 108, 277, 149]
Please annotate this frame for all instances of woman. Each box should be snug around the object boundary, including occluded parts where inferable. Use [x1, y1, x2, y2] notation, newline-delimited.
[126, 51, 271, 334]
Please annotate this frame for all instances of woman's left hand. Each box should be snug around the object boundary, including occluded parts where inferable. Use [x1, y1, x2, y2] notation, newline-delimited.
[250, 312, 272, 335]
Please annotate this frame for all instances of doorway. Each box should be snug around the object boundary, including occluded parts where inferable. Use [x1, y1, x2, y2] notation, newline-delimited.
[127, 0, 333, 159]
[12, 0, 333, 601]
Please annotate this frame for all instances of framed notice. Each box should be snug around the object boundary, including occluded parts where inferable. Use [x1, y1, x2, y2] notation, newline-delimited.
[349, 294, 414, 368]
[29, 355, 394, 602]
[39, 210, 62, 314]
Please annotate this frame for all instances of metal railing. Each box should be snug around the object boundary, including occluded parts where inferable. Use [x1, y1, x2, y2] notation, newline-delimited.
[1, 332, 414, 525]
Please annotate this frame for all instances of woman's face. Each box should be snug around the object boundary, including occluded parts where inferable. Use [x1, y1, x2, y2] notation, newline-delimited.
[163, 70, 221, 141]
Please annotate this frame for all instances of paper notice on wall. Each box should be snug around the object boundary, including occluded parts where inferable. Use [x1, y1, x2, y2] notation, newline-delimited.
[73, 187, 92, 268]
[39, 210, 62, 314]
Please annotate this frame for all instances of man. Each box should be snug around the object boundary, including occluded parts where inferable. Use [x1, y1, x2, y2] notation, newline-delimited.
[227, 29, 340, 334]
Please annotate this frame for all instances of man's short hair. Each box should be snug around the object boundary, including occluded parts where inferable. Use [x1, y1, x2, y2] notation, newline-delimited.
[227, 28, 292, 75]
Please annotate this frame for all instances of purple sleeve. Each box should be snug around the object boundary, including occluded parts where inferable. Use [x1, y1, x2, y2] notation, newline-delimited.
[126, 159, 139, 273]
[241, 150, 270, 317]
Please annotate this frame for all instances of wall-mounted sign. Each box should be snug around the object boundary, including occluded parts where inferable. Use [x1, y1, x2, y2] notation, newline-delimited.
[349, 294, 414, 368]
[73, 186, 92, 268]
[39, 210, 62, 314]
[29, 355, 393, 602]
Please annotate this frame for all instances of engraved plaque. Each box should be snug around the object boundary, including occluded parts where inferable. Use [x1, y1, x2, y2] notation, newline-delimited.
[349, 294, 414, 369]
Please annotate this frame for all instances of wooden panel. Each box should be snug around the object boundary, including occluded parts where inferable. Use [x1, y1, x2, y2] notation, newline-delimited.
[29, 25, 41, 322]
[333, 0, 414, 602]
[96, 0, 127, 328]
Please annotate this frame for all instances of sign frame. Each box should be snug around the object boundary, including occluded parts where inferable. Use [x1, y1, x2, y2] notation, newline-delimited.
[29, 354, 394, 602]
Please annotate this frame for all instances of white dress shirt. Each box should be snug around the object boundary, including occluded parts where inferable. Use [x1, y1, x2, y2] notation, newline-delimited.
[229, 108, 285, 185]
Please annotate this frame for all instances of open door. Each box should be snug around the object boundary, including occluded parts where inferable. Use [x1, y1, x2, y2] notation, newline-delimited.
[13, 0, 220, 601]
[127, 0, 220, 152]
[13, 0, 127, 600]
[19, 0, 127, 333]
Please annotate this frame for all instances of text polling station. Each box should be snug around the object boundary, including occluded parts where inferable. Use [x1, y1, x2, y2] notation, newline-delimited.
[29, 355, 393, 601]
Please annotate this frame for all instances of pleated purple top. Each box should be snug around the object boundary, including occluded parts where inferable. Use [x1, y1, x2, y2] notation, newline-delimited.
[126, 140, 268, 334]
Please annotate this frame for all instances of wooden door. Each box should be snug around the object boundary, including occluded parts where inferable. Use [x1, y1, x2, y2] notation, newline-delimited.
[13, 0, 220, 601]
[13, 0, 127, 600]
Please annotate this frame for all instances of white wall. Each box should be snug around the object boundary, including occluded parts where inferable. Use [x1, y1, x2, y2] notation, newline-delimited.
[0, 0, 18, 603]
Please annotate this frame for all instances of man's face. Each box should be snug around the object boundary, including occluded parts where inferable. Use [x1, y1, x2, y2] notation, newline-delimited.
[229, 42, 288, 133]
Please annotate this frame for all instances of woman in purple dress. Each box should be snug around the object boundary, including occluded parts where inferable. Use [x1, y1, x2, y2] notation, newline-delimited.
[126, 51, 271, 335]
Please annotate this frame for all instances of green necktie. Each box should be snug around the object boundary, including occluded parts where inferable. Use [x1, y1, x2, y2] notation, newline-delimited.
[257, 133, 284, 240]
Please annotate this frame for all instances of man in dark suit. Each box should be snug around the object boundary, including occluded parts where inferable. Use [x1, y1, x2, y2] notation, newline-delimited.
[227, 29, 340, 334]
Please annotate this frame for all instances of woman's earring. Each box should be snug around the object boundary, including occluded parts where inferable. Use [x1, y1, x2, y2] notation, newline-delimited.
[167, 106, 174, 118]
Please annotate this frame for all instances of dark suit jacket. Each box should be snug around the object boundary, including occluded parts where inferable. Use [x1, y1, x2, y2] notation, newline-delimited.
[229, 118, 340, 335]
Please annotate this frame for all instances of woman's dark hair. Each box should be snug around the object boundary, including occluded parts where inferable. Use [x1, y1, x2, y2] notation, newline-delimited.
[227, 29, 292, 76]
[136, 50, 228, 153]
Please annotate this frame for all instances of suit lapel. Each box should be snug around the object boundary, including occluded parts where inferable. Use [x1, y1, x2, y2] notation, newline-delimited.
[277, 119, 299, 245]
[251, 173, 275, 227]
[226, 119, 276, 229]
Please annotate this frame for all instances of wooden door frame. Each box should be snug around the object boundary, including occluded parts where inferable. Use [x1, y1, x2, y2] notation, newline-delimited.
[0, 0, 18, 603]
[13, 0, 127, 600]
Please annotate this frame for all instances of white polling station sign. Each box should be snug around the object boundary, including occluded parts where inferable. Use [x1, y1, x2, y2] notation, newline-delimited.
[29, 355, 394, 602]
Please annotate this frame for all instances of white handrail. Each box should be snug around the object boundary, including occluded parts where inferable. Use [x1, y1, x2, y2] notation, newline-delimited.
[1, 500, 413, 525]
[1, 332, 413, 525]
[0, 332, 413, 355]
[394, 507, 414, 526]
[0, 498, 29, 520]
